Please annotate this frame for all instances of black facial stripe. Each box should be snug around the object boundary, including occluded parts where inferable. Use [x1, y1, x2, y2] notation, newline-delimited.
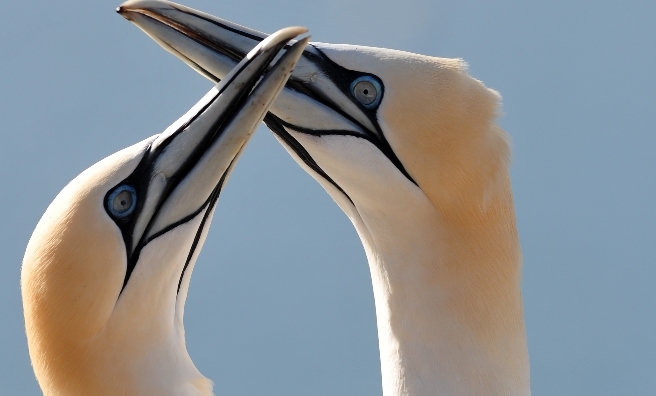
[304, 45, 386, 123]
[142, 185, 215, 248]
[150, 51, 259, 160]
[301, 45, 415, 185]
[272, 115, 414, 180]
[109, 51, 266, 294]
[177, 168, 227, 294]
[111, 94, 225, 292]
[104, 140, 155, 256]
[148, 11, 415, 184]
[139, 8, 415, 184]
[273, 90, 415, 183]
[264, 114, 354, 206]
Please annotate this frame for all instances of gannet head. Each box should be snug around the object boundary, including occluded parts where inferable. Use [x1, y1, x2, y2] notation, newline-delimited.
[21, 29, 307, 396]
[117, 4, 528, 394]
[117, 0, 510, 220]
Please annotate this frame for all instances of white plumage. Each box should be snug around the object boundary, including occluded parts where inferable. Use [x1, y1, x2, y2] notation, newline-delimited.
[21, 28, 307, 395]
[121, 1, 531, 394]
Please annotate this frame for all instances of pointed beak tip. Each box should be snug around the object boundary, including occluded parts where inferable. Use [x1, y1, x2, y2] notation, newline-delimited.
[291, 26, 309, 35]
[257, 26, 309, 54]
[116, 0, 142, 15]
[116, 6, 132, 21]
[280, 26, 310, 41]
[116, 3, 133, 18]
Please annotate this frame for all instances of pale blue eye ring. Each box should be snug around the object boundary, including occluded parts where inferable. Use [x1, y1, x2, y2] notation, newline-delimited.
[107, 185, 137, 219]
[350, 76, 382, 108]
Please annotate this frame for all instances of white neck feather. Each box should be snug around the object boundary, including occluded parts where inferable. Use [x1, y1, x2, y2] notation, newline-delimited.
[22, 192, 214, 396]
[287, 129, 531, 395]
[349, 178, 530, 396]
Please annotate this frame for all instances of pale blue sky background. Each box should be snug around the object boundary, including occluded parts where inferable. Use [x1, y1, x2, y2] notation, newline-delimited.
[1, 0, 654, 394]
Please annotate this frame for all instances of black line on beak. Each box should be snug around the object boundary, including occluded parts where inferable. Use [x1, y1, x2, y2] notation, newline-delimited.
[172, 5, 265, 45]
[177, 164, 228, 294]
[263, 114, 354, 205]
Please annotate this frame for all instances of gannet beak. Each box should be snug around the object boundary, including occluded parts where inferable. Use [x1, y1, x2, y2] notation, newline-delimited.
[117, 0, 413, 191]
[116, 27, 308, 290]
[117, 0, 268, 82]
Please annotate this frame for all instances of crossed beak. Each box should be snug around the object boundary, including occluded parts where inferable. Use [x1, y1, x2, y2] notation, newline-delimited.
[113, 26, 308, 289]
[117, 0, 413, 195]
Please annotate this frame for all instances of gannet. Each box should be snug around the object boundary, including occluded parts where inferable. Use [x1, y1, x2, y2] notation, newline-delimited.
[118, 1, 531, 395]
[21, 27, 307, 396]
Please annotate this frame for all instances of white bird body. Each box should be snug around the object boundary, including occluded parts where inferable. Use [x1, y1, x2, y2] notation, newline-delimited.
[120, 2, 531, 394]
[21, 28, 307, 395]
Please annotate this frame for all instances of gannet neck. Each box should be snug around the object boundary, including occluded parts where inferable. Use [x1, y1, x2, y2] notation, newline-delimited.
[292, 128, 530, 396]
[21, 145, 212, 396]
[114, 7, 531, 393]
[359, 53, 529, 395]
[282, 50, 530, 394]
[21, 27, 308, 395]
[358, 177, 528, 396]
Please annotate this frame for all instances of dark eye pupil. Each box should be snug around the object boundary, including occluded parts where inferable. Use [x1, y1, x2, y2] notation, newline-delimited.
[353, 80, 377, 106]
[113, 190, 133, 213]
[107, 185, 137, 219]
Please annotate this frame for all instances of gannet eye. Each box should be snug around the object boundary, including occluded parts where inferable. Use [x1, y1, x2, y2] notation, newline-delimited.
[107, 185, 137, 219]
[351, 76, 382, 108]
